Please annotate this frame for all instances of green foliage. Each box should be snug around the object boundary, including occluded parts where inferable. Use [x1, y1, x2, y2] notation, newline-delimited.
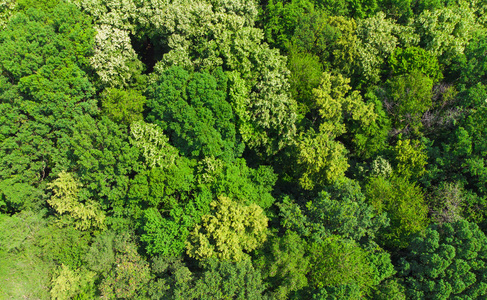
[34, 224, 91, 269]
[319, 0, 379, 19]
[398, 220, 487, 299]
[150, 256, 265, 299]
[141, 200, 210, 257]
[147, 67, 241, 161]
[91, 25, 145, 88]
[389, 46, 442, 82]
[186, 196, 268, 261]
[384, 71, 434, 132]
[181, 259, 265, 300]
[143, 0, 297, 156]
[260, 0, 315, 51]
[48, 171, 106, 230]
[0, 211, 52, 299]
[85, 231, 151, 299]
[366, 176, 429, 248]
[348, 88, 392, 159]
[355, 12, 418, 84]
[0, 0, 16, 28]
[101, 88, 146, 125]
[393, 139, 428, 180]
[308, 237, 374, 294]
[50, 264, 96, 300]
[142, 207, 187, 257]
[65, 115, 139, 214]
[255, 231, 310, 299]
[428, 182, 463, 225]
[414, 2, 479, 63]
[0, 211, 93, 299]
[98, 238, 152, 299]
[0, 0, 97, 212]
[291, 13, 359, 74]
[287, 49, 323, 120]
[295, 129, 349, 190]
[4, 0, 487, 296]
[454, 31, 487, 87]
[370, 279, 406, 300]
[306, 185, 389, 243]
[197, 157, 277, 209]
[295, 72, 376, 189]
[130, 121, 179, 169]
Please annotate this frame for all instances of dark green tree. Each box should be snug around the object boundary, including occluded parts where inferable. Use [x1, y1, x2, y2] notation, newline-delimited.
[398, 220, 487, 299]
[146, 67, 241, 161]
[0, 0, 97, 213]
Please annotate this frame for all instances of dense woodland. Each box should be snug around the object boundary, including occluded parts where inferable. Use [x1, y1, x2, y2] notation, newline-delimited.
[1, 0, 487, 298]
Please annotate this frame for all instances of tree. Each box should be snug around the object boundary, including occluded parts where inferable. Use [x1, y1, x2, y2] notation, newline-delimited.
[259, 0, 315, 51]
[355, 12, 418, 84]
[389, 46, 442, 82]
[366, 176, 429, 248]
[295, 72, 376, 189]
[130, 121, 179, 169]
[428, 182, 463, 225]
[65, 115, 140, 215]
[138, 0, 297, 156]
[0, 0, 98, 212]
[186, 196, 268, 261]
[453, 30, 487, 88]
[101, 88, 146, 125]
[149, 256, 265, 299]
[0, 211, 52, 299]
[0, 0, 16, 29]
[147, 67, 241, 161]
[308, 237, 374, 294]
[306, 181, 389, 243]
[254, 231, 310, 299]
[47, 171, 106, 231]
[414, 2, 479, 64]
[141, 201, 211, 258]
[291, 13, 360, 75]
[180, 259, 265, 300]
[97, 235, 152, 299]
[91, 24, 145, 88]
[50, 264, 96, 300]
[197, 157, 277, 209]
[393, 139, 428, 181]
[384, 71, 434, 132]
[398, 220, 487, 299]
[319, 0, 379, 19]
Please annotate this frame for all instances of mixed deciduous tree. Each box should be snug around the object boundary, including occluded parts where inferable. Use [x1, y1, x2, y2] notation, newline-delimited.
[398, 220, 487, 299]
[186, 196, 268, 261]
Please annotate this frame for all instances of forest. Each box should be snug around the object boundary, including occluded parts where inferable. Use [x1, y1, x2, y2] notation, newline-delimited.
[1, 0, 487, 298]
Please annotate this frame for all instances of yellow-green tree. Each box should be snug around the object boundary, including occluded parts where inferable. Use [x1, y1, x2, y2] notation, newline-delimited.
[295, 72, 376, 190]
[48, 171, 106, 231]
[186, 196, 268, 261]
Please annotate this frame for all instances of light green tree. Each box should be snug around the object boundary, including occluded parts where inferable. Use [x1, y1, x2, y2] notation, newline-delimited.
[366, 176, 429, 248]
[130, 121, 179, 169]
[50, 264, 96, 300]
[356, 12, 418, 84]
[186, 196, 268, 261]
[393, 139, 428, 180]
[414, 2, 479, 63]
[101, 88, 146, 125]
[47, 171, 106, 231]
[295, 72, 376, 189]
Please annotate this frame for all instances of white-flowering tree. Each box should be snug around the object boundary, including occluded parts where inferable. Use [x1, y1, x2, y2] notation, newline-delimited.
[130, 121, 179, 169]
[91, 25, 143, 87]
